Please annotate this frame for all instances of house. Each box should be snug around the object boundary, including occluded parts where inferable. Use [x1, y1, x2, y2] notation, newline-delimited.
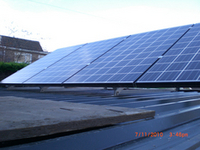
[0, 35, 48, 63]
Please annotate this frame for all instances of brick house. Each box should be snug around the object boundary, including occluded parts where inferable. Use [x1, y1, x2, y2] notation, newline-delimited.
[0, 35, 48, 63]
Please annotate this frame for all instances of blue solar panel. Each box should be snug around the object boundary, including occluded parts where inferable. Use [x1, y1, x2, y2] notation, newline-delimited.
[66, 24, 192, 84]
[24, 37, 126, 83]
[138, 23, 200, 83]
[1, 44, 84, 83]
[2, 23, 199, 87]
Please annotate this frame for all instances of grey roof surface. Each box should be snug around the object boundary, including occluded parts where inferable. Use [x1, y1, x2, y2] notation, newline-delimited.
[1, 87, 200, 150]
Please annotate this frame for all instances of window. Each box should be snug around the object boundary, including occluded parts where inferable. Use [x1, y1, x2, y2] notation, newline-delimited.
[14, 52, 32, 63]
[0, 50, 3, 56]
[38, 55, 44, 59]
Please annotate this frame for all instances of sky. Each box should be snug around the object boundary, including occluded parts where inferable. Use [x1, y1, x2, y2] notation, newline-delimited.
[0, 0, 200, 52]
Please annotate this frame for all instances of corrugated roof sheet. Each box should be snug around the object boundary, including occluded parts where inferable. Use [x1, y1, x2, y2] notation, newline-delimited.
[1, 87, 200, 149]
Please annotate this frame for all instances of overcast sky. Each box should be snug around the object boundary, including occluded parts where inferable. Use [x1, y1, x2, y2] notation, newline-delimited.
[0, 0, 200, 52]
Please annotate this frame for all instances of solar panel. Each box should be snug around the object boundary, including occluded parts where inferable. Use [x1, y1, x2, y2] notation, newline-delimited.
[137, 23, 200, 83]
[24, 37, 127, 83]
[65, 24, 192, 84]
[1, 44, 84, 83]
[2, 23, 199, 88]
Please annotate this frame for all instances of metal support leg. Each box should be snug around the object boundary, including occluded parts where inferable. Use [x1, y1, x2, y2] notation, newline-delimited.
[176, 87, 180, 91]
[113, 87, 124, 96]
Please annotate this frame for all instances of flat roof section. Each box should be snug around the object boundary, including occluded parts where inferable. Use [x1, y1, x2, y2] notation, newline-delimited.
[0, 96, 154, 142]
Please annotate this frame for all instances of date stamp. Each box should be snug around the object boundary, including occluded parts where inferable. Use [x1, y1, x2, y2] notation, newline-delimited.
[135, 132, 188, 138]
[135, 132, 163, 137]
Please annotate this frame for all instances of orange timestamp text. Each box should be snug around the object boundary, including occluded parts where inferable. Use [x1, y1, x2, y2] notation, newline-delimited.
[169, 132, 188, 138]
[135, 132, 188, 138]
[135, 132, 163, 137]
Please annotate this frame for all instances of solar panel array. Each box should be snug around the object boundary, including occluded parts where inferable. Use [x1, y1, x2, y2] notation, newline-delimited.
[25, 36, 126, 83]
[66, 24, 191, 83]
[1, 23, 200, 88]
[138, 23, 200, 83]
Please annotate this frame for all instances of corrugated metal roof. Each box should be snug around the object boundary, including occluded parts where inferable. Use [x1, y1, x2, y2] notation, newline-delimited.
[1, 87, 200, 149]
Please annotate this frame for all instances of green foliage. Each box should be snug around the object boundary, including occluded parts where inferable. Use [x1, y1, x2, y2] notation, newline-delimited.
[0, 62, 29, 74]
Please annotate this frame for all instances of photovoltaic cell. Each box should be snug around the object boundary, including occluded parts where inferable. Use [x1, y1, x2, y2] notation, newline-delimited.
[66, 24, 192, 83]
[25, 37, 126, 83]
[1, 44, 84, 83]
[138, 23, 200, 83]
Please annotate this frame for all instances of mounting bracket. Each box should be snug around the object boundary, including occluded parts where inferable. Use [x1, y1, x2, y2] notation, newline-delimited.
[113, 87, 124, 96]
[39, 86, 49, 92]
